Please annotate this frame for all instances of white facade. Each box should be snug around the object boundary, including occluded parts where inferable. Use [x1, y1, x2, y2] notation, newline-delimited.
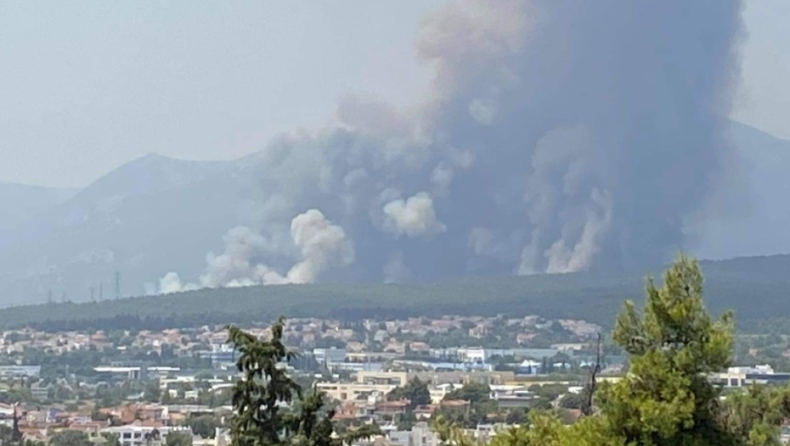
[457, 348, 487, 363]
[711, 364, 790, 388]
[102, 424, 191, 446]
[313, 347, 347, 365]
[388, 423, 440, 446]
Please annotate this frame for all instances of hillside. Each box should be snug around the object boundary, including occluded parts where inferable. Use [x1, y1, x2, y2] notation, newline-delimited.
[0, 182, 75, 237]
[2, 254, 788, 332]
[0, 154, 265, 305]
[693, 122, 790, 259]
[0, 121, 787, 306]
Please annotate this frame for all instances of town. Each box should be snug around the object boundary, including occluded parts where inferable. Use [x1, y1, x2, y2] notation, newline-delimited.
[0, 311, 785, 446]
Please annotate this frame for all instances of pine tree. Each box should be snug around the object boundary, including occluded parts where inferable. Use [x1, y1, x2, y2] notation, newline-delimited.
[228, 317, 379, 446]
[436, 256, 790, 446]
[599, 255, 735, 445]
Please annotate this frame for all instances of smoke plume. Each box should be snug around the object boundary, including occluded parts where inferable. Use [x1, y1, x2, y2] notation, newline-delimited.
[382, 192, 446, 238]
[161, 0, 743, 289]
[160, 209, 353, 293]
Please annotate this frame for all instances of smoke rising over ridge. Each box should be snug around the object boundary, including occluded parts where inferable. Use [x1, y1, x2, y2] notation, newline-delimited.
[161, 0, 743, 291]
[161, 210, 353, 293]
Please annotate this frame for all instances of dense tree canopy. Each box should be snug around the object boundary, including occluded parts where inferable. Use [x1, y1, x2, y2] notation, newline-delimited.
[444, 382, 491, 404]
[388, 378, 431, 410]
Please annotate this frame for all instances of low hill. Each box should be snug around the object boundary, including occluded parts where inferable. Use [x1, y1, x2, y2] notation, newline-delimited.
[3, 254, 789, 332]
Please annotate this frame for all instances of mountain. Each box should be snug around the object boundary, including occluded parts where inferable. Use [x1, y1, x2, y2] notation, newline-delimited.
[0, 253, 788, 332]
[691, 122, 790, 259]
[0, 122, 788, 306]
[0, 182, 76, 237]
[0, 154, 265, 305]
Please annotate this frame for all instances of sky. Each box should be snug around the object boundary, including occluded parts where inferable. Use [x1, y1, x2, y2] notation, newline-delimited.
[0, 0, 787, 189]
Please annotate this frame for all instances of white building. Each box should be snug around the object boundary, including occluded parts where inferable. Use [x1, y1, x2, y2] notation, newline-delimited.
[710, 365, 790, 387]
[456, 348, 487, 364]
[313, 347, 347, 366]
[388, 422, 440, 446]
[102, 424, 191, 446]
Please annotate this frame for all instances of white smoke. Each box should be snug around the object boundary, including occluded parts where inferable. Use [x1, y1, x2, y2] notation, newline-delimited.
[543, 188, 613, 274]
[198, 226, 276, 288]
[285, 209, 355, 284]
[382, 192, 446, 238]
[158, 272, 198, 294]
[159, 209, 353, 294]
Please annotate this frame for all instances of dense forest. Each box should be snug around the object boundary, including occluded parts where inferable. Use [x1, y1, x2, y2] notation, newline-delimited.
[3, 254, 789, 332]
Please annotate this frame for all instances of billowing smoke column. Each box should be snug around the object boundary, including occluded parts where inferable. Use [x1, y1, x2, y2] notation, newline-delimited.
[160, 210, 353, 293]
[161, 0, 743, 291]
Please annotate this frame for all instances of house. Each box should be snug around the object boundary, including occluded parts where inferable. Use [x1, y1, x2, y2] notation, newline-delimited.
[388, 422, 440, 446]
[375, 400, 409, 418]
[316, 383, 395, 403]
[413, 405, 437, 420]
[101, 422, 190, 446]
[60, 422, 106, 442]
[356, 371, 408, 387]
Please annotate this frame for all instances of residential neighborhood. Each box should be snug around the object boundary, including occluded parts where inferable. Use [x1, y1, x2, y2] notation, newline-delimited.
[0, 315, 616, 446]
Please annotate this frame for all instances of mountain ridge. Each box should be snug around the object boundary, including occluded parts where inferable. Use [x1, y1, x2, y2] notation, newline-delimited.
[0, 121, 787, 306]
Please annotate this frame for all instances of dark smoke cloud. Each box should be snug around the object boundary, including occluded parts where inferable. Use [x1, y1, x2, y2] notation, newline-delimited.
[162, 0, 744, 290]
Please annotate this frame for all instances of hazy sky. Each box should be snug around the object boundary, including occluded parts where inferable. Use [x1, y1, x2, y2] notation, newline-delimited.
[0, 0, 787, 188]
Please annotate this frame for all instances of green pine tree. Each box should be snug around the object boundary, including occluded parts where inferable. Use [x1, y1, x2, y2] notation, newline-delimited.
[228, 317, 379, 446]
[436, 256, 790, 446]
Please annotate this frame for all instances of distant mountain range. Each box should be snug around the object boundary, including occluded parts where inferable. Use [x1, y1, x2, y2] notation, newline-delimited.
[0, 122, 788, 307]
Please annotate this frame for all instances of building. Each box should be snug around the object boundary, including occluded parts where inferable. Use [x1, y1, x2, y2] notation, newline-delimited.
[356, 371, 409, 387]
[197, 345, 238, 370]
[316, 382, 395, 403]
[313, 347, 347, 366]
[102, 423, 191, 446]
[490, 385, 533, 409]
[457, 348, 487, 364]
[94, 366, 148, 381]
[388, 422, 440, 446]
[410, 370, 515, 386]
[710, 365, 790, 387]
[0, 366, 41, 378]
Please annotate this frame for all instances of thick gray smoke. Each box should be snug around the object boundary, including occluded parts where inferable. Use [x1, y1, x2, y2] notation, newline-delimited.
[161, 0, 743, 290]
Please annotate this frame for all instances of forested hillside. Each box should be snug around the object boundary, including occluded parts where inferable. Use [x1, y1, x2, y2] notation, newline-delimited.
[2, 254, 789, 332]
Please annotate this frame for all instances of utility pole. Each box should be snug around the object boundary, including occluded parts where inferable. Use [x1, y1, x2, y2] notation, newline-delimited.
[582, 332, 604, 416]
[115, 271, 121, 299]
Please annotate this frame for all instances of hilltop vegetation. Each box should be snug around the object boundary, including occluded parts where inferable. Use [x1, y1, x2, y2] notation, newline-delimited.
[1, 254, 789, 332]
